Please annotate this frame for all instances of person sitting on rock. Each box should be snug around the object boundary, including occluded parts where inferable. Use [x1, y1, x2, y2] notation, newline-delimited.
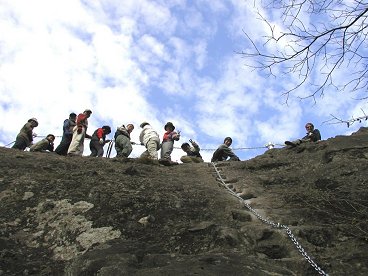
[12, 118, 39, 150]
[114, 124, 134, 158]
[139, 122, 160, 160]
[160, 122, 180, 163]
[89, 125, 111, 157]
[211, 137, 240, 162]
[285, 122, 321, 147]
[30, 134, 55, 152]
[180, 139, 204, 163]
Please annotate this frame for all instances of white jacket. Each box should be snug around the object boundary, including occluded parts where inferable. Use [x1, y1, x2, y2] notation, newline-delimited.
[139, 125, 160, 146]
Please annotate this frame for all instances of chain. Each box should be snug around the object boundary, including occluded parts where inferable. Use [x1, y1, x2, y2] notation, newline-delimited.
[211, 162, 329, 276]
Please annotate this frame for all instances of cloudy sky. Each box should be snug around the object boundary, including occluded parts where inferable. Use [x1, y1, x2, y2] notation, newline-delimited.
[1, 0, 367, 162]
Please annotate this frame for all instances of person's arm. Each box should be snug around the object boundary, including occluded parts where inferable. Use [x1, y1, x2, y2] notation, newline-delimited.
[222, 146, 240, 161]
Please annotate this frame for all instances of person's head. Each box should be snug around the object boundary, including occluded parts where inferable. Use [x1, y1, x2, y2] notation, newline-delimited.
[46, 134, 55, 142]
[69, 113, 77, 120]
[164, 122, 175, 132]
[224, 137, 232, 146]
[305, 123, 314, 132]
[83, 109, 92, 117]
[102, 125, 111, 134]
[181, 142, 190, 152]
[140, 122, 150, 128]
[28, 118, 39, 127]
[126, 124, 134, 133]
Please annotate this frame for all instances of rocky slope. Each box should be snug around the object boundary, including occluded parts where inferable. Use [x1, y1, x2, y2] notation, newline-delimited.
[1, 127, 368, 275]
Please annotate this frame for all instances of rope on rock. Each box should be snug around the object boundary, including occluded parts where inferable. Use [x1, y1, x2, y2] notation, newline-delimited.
[211, 162, 329, 276]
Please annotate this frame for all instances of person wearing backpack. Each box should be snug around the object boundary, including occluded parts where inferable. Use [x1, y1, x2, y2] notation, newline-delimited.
[114, 124, 134, 158]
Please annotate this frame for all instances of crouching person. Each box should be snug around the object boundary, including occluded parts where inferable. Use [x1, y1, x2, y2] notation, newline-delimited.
[211, 137, 240, 162]
[12, 118, 39, 150]
[30, 134, 55, 152]
[180, 139, 204, 163]
[90, 126, 111, 157]
[115, 124, 134, 158]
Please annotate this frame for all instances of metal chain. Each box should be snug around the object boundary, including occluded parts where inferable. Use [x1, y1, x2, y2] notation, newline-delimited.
[211, 162, 329, 276]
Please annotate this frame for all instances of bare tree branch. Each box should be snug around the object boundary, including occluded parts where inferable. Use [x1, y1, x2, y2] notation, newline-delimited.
[240, 1, 368, 101]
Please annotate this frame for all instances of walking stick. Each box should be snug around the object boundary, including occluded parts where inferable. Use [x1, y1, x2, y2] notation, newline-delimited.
[106, 140, 114, 158]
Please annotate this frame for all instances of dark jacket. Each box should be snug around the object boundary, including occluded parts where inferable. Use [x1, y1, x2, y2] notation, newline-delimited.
[302, 129, 321, 142]
[211, 144, 240, 162]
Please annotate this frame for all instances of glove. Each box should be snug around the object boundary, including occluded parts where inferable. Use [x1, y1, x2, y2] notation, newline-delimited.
[99, 138, 104, 144]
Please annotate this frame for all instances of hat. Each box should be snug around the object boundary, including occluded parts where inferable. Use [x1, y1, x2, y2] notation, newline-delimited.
[28, 118, 38, 126]
[140, 122, 150, 128]
[83, 109, 92, 113]
[224, 137, 232, 143]
[164, 122, 175, 131]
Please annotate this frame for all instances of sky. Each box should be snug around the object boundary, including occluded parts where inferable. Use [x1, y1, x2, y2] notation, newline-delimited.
[1, 0, 367, 162]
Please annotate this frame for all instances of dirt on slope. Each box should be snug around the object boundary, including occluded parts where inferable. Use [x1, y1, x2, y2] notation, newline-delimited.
[1, 127, 368, 275]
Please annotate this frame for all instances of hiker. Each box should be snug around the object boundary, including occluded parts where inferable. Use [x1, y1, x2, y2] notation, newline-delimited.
[139, 122, 160, 160]
[285, 122, 321, 147]
[12, 118, 39, 150]
[90, 126, 112, 157]
[160, 122, 180, 162]
[180, 139, 204, 163]
[67, 109, 92, 156]
[211, 137, 240, 162]
[114, 124, 134, 158]
[55, 113, 77, 155]
[30, 134, 55, 152]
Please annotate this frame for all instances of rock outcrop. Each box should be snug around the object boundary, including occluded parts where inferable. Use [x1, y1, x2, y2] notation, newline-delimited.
[1, 127, 368, 275]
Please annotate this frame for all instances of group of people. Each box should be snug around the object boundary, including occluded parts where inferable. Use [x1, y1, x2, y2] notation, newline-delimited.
[11, 110, 321, 163]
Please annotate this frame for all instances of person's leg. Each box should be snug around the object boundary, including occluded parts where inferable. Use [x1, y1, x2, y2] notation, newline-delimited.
[147, 139, 159, 159]
[160, 141, 173, 160]
[12, 136, 28, 150]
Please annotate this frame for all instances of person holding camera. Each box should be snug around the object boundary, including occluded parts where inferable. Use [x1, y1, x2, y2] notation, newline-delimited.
[285, 122, 321, 147]
[180, 139, 204, 163]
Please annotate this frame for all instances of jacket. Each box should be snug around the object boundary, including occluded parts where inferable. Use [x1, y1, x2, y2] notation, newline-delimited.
[30, 138, 54, 152]
[63, 118, 76, 136]
[16, 122, 34, 146]
[139, 125, 159, 146]
[162, 131, 180, 142]
[186, 144, 202, 158]
[91, 128, 107, 142]
[302, 129, 321, 142]
[114, 126, 131, 140]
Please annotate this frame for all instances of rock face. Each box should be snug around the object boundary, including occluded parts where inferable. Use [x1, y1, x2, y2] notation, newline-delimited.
[1, 127, 368, 275]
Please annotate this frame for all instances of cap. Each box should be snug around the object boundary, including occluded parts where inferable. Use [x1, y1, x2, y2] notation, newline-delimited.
[140, 122, 150, 128]
[69, 112, 77, 117]
[224, 137, 232, 143]
[84, 109, 92, 113]
[164, 122, 175, 131]
[28, 118, 39, 126]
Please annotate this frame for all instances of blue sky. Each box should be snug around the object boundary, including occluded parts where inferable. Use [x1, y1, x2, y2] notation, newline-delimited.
[1, 0, 367, 162]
